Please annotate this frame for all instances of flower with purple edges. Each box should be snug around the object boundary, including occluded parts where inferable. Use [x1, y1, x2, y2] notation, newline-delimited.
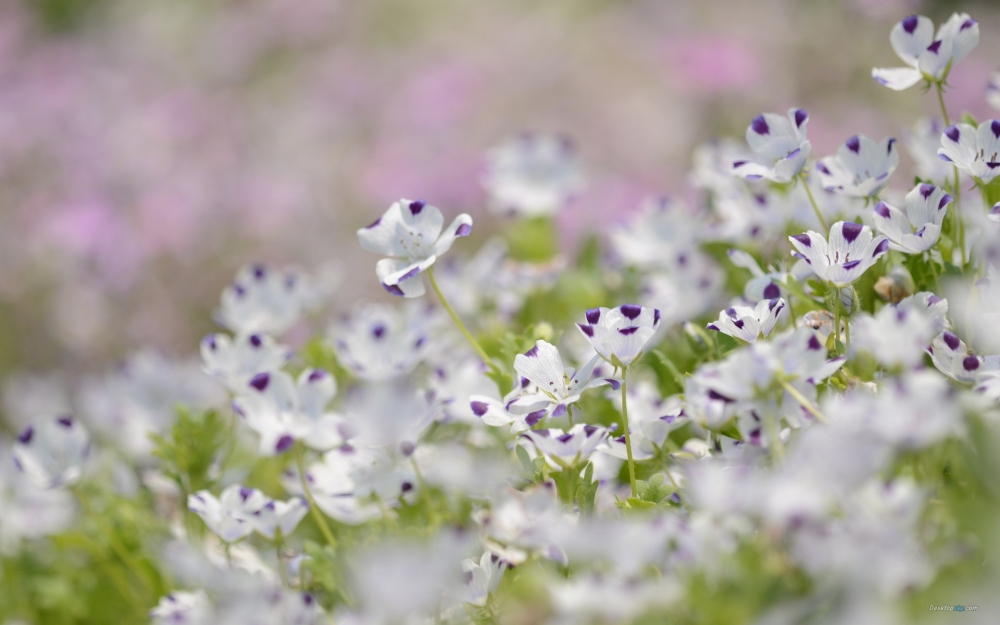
[481, 132, 583, 218]
[707, 298, 786, 344]
[200, 332, 291, 392]
[187, 484, 263, 543]
[11, 415, 91, 490]
[232, 368, 345, 455]
[150, 590, 213, 625]
[938, 121, 1000, 184]
[576, 304, 661, 369]
[216, 263, 318, 337]
[609, 196, 708, 270]
[928, 331, 1000, 384]
[357, 198, 473, 297]
[732, 108, 811, 183]
[816, 135, 899, 198]
[789, 221, 889, 287]
[520, 424, 611, 466]
[872, 13, 979, 90]
[872, 183, 952, 254]
[328, 302, 434, 381]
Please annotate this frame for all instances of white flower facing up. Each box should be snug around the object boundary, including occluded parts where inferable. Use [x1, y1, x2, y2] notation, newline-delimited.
[481, 132, 583, 217]
[929, 331, 1000, 384]
[872, 13, 979, 90]
[150, 590, 213, 625]
[732, 108, 811, 183]
[576, 305, 661, 369]
[12, 416, 90, 489]
[329, 303, 433, 381]
[216, 263, 317, 337]
[232, 369, 344, 455]
[789, 222, 889, 287]
[816, 135, 899, 199]
[200, 332, 290, 392]
[357, 199, 473, 297]
[520, 424, 612, 466]
[852, 304, 935, 369]
[707, 298, 786, 343]
[938, 120, 1000, 184]
[873, 183, 952, 253]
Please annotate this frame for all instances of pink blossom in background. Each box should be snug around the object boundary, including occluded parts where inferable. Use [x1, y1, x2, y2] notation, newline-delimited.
[663, 35, 761, 95]
[941, 57, 994, 123]
[390, 61, 481, 131]
[360, 140, 482, 211]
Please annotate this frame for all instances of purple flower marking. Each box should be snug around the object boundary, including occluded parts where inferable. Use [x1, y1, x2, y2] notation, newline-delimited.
[794, 109, 808, 128]
[992, 120, 1000, 138]
[249, 372, 270, 392]
[409, 200, 426, 215]
[942, 332, 961, 351]
[751, 115, 770, 135]
[792, 233, 812, 247]
[382, 283, 405, 297]
[845, 136, 861, 153]
[57, 416, 73, 428]
[963, 356, 981, 371]
[455, 223, 472, 237]
[372, 324, 386, 339]
[763, 282, 781, 299]
[307, 369, 326, 382]
[620, 304, 642, 320]
[470, 401, 488, 417]
[605, 378, 621, 391]
[618, 327, 639, 335]
[275, 435, 295, 453]
[807, 334, 823, 351]
[927, 40, 942, 54]
[841, 222, 863, 243]
[577, 323, 594, 337]
[365, 217, 381, 229]
[524, 345, 540, 358]
[902, 15, 918, 34]
[961, 18, 976, 31]
[945, 126, 960, 142]
[17, 426, 33, 444]
[586, 308, 602, 324]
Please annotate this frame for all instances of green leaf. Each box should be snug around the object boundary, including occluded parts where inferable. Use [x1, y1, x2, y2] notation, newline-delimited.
[515, 445, 534, 474]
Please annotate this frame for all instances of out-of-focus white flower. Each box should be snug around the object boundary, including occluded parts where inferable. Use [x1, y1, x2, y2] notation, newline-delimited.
[989, 70, 1000, 111]
[707, 298, 786, 343]
[216, 263, 319, 337]
[200, 333, 290, 392]
[610, 196, 705, 269]
[481, 132, 583, 217]
[249, 496, 310, 540]
[873, 183, 951, 253]
[816, 135, 898, 198]
[455, 551, 507, 607]
[357, 199, 472, 298]
[520, 424, 611, 466]
[576, 305, 661, 369]
[0, 444, 74, 551]
[938, 121, 1000, 184]
[12, 416, 90, 489]
[329, 303, 435, 381]
[896, 292, 950, 333]
[852, 304, 935, 368]
[232, 369, 344, 455]
[480, 485, 566, 565]
[732, 108, 811, 183]
[551, 574, 680, 623]
[872, 13, 979, 90]
[929, 331, 1000, 384]
[601, 382, 686, 461]
[150, 590, 214, 625]
[789, 222, 889, 287]
[187, 485, 261, 543]
[990, 202, 1000, 223]
[907, 117, 953, 185]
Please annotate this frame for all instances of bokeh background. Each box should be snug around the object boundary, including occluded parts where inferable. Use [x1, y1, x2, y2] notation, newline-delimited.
[0, 0, 998, 385]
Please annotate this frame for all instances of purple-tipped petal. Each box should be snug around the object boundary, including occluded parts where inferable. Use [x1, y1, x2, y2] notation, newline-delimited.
[249, 372, 270, 392]
[902, 15, 918, 33]
[845, 136, 861, 153]
[808, 335, 823, 351]
[618, 327, 639, 335]
[943, 332, 961, 351]
[409, 200, 426, 215]
[751, 115, 770, 135]
[945, 126, 960, 142]
[763, 282, 781, 299]
[794, 109, 808, 128]
[382, 283, 406, 296]
[841, 222, 863, 243]
[470, 401, 488, 417]
[275, 435, 295, 453]
[605, 378, 621, 391]
[791, 233, 812, 247]
[577, 323, 594, 338]
[620, 304, 642, 320]
[17, 426, 33, 444]
[963, 356, 981, 371]
[455, 223, 472, 237]
[586, 308, 602, 324]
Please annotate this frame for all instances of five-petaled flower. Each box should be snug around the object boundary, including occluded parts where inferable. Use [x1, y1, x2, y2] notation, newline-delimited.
[732, 108, 811, 183]
[873, 13, 979, 90]
[938, 120, 1000, 184]
[873, 183, 952, 253]
[707, 298, 786, 343]
[12, 416, 91, 490]
[357, 199, 473, 297]
[816, 135, 899, 198]
[576, 305, 662, 369]
[789, 221, 889, 287]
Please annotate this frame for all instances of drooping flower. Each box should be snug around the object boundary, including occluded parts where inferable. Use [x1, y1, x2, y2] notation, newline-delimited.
[928, 331, 1000, 384]
[216, 263, 318, 337]
[12, 416, 91, 489]
[732, 108, 811, 183]
[789, 222, 889, 287]
[232, 369, 344, 455]
[707, 298, 786, 343]
[576, 305, 661, 369]
[938, 121, 1000, 184]
[726, 249, 812, 303]
[872, 13, 979, 90]
[872, 183, 952, 253]
[328, 303, 436, 381]
[481, 132, 583, 217]
[816, 135, 898, 198]
[357, 199, 472, 297]
[200, 332, 290, 392]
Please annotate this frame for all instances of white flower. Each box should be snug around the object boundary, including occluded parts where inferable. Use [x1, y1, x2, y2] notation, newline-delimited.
[12, 416, 90, 490]
[200, 333, 290, 392]
[896, 292, 950, 333]
[216, 263, 317, 337]
[150, 590, 213, 625]
[816, 135, 899, 198]
[520, 424, 611, 466]
[852, 304, 935, 368]
[789, 221, 889, 287]
[232, 369, 344, 455]
[576, 305, 661, 369]
[873, 183, 952, 253]
[989, 70, 1000, 111]
[732, 109, 811, 183]
[329, 303, 435, 381]
[610, 196, 706, 269]
[726, 249, 812, 303]
[357, 199, 473, 297]
[456, 551, 508, 607]
[481, 132, 583, 217]
[187, 485, 261, 543]
[249, 496, 310, 540]
[601, 383, 687, 461]
[707, 298, 786, 343]
[990, 203, 1000, 223]
[938, 121, 1000, 184]
[906, 117, 952, 185]
[929, 331, 1000, 384]
[872, 13, 979, 90]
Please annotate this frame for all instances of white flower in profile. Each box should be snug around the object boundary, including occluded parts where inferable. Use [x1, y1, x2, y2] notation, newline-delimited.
[929, 331, 1000, 384]
[852, 305, 935, 369]
[816, 135, 899, 198]
[232, 369, 344, 455]
[187, 485, 262, 543]
[872, 13, 979, 90]
[576, 305, 661, 369]
[12, 416, 90, 489]
[732, 108, 811, 183]
[938, 121, 1000, 184]
[482, 132, 583, 217]
[150, 590, 213, 625]
[200, 333, 290, 392]
[216, 263, 317, 337]
[328, 303, 433, 381]
[357, 199, 472, 297]
[707, 298, 786, 343]
[520, 424, 612, 466]
[789, 222, 889, 287]
[456, 551, 508, 607]
[873, 183, 952, 253]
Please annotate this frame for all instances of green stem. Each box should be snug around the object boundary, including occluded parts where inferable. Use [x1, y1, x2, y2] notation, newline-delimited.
[833, 288, 841, 352]
[566, 404, 575, 427]
[800, 174, 829, 233]
[274, 528, 290, 588]
[787, 293, 798, 329]
[294, 444, 338, 548]
[764, 405, 785, 464]
[411, 457, 438, 529]
[934, 81, 951, 126]
[426, 267, 495, 369]
[620, 372, 638, 498]
[778, 379, 828, 423]
[936, 81, 966, 267]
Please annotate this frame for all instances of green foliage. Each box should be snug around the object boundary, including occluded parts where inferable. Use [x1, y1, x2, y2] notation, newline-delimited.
[150, 406, 229, 497]
[504, 217, 560, 263]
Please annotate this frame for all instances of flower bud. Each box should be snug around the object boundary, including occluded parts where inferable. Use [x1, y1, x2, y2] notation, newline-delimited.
[874, 266, 915, 304]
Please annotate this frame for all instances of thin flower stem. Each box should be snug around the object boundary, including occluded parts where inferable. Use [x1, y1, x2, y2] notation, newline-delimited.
[935, 81, 966, 267]
[294, 444, 338, 548]
[620, 372, 638, 498]
[764, 409, 785, 464]
[274, 528, 290, 588]
[426, 267, 494, 369]
[787, 294, 798, 329]
[800, 174, 829, 233]
[935, 81, 951, 126]
[833, 288, 842, 351]
[778, 379, 828, 423]
[566, 404, 575, 427]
